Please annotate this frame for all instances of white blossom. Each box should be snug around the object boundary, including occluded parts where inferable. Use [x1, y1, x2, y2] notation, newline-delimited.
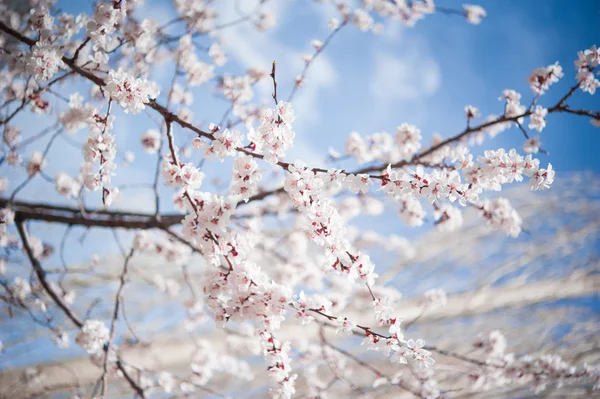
[76, 319, 109, 355]
[141, 129, 161, 154]
[105, 69, 160, 114]
[463, 5, 487, 24]
[528, 105, 548, 132]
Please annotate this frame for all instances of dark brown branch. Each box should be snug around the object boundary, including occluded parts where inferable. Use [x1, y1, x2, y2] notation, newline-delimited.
[2, 198, 183, 229]
[15, 217, 84, 328]
[116, 360, 146, 399]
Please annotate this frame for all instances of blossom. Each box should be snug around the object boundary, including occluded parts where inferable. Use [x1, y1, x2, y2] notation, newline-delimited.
[528, 62, 564, 95]
[344, 173, 373, 194]
[231, 154, 261, 200]
[434, 205, 463, 232]
[523, 136, 542, 154]
[256, 11, 276, 31]
[141, 129, 161, 154]
[55, 172, 80, 199]
[26, 40, 66, 81]
[335, 317, 356, 335]
[474, 330, 507, 358]
[500, 89, 526, 121]
[76, 319, 109, 355]
[575, 45, 600, 71]
[328, 17, 340, 30]
[395, 123, 422, 161]
[54, 331, 70, 349]
[26, 151, 46, 176]
[0, 179, 8, 194]
[480, 197, 522, 237]
[252, 103, 296, 164]
[577, 70, 600, 94]
[103, 187, 120, 206]
[529, 163, 555, 191]
[353, 9, 373, 31]
[161, 160, 205, 192]
[59, 93, 96, 134]
[529, 106, 548, 132]
[465, 105, 480, 119]
[463, 5, 486, 24]
[194, 129, 243, 161]
[221, 75, 253, 104]
[105, 69, 160, 114]
[178, 35, 215, 86]
[345, 132, 372, 163]
[82, 118, 117, 191]
[86, 2, 126, 50]
[399, 196, 425, 226]
[4, 126, 21, 147]
[28, 7, 54, 31]
[12, 277, 31, 300]
[208, 43, 227, 66]
[157, 371, 175, 393]
[406, 339, 435, 369]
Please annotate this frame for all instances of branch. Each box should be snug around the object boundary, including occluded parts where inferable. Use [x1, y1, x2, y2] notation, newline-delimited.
[15, 216, 84, 329]
[100, 248, 136, 397]
[2, 198, 183, 229]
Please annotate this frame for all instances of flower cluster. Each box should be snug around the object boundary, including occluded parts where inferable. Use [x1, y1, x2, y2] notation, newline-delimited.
[25, 39, 65, 81]
[575, 45, 600, 95]
[527, 62, 564, 95]
[181, 192, 236, 265]
[177, 35, 215, 86]
[105, 69, 160, 114]
[362, 297, 435, 370]
[433, 204, 464, 232]
[203, 260, 291, 330]
[470, 330, 600, 393]
[185, 340, 253, 387]
[258, 330, 297, 399]
[284, 162, 378, 285]
[11, 277, 32, 300]
[59, 93, 96, 134]
[161, 156, 205, 192]
[141, 129, 161, 154]
[480, 197, 522, 237]
[54, 172, 81, 200]
[82, 114, 117, 196]
[193, 129, 243, 161]
[358, 0, 437, 28]
[344, 123, 422, 164]
[251, 102, 296, 164]
[231, 154, 261, 201]
[173, 0, 217, 33]
[26, 151, 46, 176]
[75, 319, 109, 355]
[464, 4, 487, 24]
[221, 75, 253, 104]
[528, 105, 548, 132]
[133, 231, 192, 267]
[86, 2, 126, 50]
[468, 149, 553, 192]
[500, 89, 526, 120]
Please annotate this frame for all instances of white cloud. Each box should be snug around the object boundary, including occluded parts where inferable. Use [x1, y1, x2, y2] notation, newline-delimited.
[370, 41, 441, 101]
[215, 0, 338, 125]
